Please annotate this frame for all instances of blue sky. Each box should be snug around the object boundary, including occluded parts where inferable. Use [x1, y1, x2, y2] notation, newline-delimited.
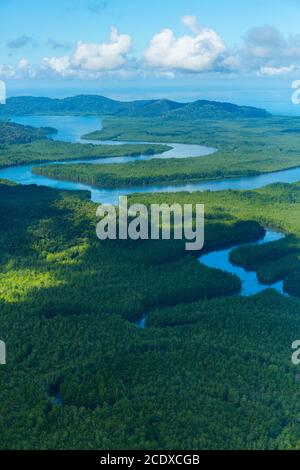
[1, 0, 300, 114]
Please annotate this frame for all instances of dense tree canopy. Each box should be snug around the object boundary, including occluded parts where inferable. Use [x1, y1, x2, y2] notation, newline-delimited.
[0, 179, 299, 449]
[1, 115, 300, 450]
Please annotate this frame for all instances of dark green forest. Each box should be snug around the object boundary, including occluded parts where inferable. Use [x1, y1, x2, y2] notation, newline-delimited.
[1, 116, 300, 450]
[0, 95, 270, 119]
[0, 121, 56, 144]
[0, 121, 170, 168]
[0, 179, 300, 449]
[33, 114, 300, 188]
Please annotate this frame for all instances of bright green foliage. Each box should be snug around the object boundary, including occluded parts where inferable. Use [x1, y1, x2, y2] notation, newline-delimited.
[0, 180, 300, 449]
[2, 112, 300, 450]
[34, 115, 300, 187]
[0, 140, 170, 168]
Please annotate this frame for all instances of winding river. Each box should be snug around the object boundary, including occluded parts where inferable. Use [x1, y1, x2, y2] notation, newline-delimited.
[0, 114, 293, 305]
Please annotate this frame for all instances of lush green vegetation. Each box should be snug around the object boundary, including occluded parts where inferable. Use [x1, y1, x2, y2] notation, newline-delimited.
[0, 95, 270, 118]
[130, 182, 300, 297]
[32, 152, 300, 188]
[3, 106, 300, 450]
[32, 114, 300, 188]
[144, 292, 300, 449]
[83, 114, 300, 144]
[0, 121, 56, 145]
[3, 111, 300, 191]
[1, 178, 300, 449]
[0, 122, 170, 168]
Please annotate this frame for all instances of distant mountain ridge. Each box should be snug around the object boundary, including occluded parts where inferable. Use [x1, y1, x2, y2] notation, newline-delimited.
[0, 95, 271, 119]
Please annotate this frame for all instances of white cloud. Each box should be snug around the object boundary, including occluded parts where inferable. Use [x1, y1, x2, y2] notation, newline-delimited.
[42, 27, 132, 77]
[221, 54, 241, 71]
[155, 71, 175, 79]
[72, 28, 131, 70]
[259, 64, 298, 76]
[227, 26, 300, 75]
[144, 16, 226, 73]
[181, 15, 202, 34]
[17, 58, 30, 70]
[0, 58, 36, 79]
[42, 56, 71, 76]
[0, 64, 16, 79]
[3, 19, 300, 81]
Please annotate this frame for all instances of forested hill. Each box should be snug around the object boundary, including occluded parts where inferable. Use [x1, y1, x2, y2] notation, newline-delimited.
[0, 121, 56, 144]
[0, 95, 271, 119]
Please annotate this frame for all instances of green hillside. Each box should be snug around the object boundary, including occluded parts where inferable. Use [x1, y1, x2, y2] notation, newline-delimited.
[0, 95, 271, 119]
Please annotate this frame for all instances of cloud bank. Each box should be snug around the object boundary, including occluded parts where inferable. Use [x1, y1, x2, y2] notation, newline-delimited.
[42, 27, 132, 78]
[144, 16, 226, 73]
[2, 17, 300, 80]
